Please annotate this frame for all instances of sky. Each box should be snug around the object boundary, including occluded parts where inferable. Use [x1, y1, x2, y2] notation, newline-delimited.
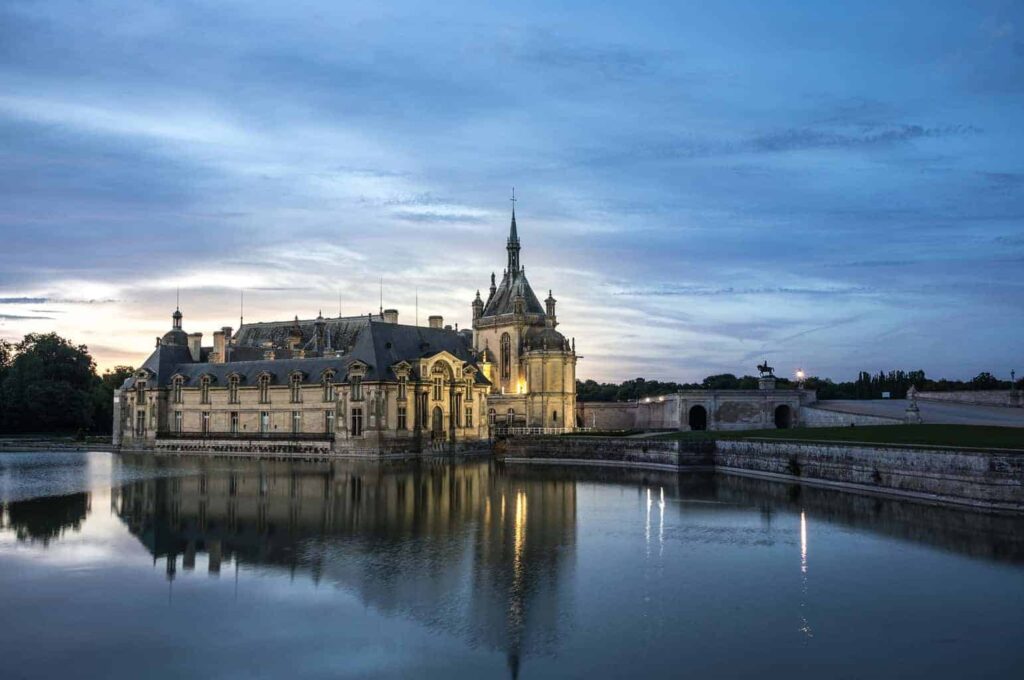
[0, 0, 1022, 383]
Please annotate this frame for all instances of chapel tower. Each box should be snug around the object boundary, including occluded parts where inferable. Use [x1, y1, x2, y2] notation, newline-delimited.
[472, 198, 577, 429]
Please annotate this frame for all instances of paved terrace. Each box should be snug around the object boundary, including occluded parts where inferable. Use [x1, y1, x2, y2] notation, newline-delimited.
[815, 400, 1024, 428]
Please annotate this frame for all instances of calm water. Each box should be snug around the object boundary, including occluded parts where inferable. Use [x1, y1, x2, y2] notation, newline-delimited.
[2, 452, 1023, 679]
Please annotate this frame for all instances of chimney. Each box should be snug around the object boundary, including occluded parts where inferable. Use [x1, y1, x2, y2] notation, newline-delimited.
[383, 309, 399, 324]
[212, 331, 225, 363]
[428, 315, 443, 329]
[187, 333, 202, 362]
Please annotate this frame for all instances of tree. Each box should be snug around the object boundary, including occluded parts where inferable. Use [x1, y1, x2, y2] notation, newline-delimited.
[91, 365, 135, 434]
[0, 333, 97, 433]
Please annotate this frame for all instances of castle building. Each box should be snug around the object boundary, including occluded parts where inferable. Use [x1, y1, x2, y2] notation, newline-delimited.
[114, 203, 578, 454]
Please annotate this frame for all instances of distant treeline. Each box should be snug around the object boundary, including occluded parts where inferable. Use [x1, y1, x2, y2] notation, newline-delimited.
[0, 334, 134, 435]
[578, 370, 1023, 402]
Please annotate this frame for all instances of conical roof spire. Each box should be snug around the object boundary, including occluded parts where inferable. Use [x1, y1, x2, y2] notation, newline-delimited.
[506, 188, 521, 272]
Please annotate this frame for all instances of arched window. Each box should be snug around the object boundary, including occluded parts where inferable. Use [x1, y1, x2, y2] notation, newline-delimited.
[229, 375, 240, 404]
[500, 333, 511, 379]
[200, 376, 211, 404]
[172, 376, 183, 404]
[290, 373, 302, 403]
[258, 374, 271, 404]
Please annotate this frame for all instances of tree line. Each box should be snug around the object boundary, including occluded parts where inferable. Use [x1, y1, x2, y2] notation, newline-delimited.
[578, 370, 1022, 402]
[0, 333, 133, 435]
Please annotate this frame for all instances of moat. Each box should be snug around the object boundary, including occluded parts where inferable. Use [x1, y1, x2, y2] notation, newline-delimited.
[2, 451, 1023, 679]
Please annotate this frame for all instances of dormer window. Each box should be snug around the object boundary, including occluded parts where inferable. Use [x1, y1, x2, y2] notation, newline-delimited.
[229, 375, 240, 404]
[258, 374, 271, 404]
[397, 375, 407, 401]
[172, 376, 183, 404]
[350, 375, 363, 401]
[290, 373, 302, 403]
[200, 376, 211, 404]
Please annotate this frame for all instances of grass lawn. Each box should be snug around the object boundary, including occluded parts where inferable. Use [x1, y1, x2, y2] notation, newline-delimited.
[647, 424, 1024, 450]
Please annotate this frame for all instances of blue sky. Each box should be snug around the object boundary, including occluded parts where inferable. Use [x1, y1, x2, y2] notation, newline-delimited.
[1, 0, 1021, 382]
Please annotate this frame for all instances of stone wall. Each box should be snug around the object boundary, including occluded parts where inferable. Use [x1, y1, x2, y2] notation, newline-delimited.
[916, 390, 1021, 408]
[575, 402, 638, 430]
[502, 435, 1024, 510]
[799, 406, 902, 427]
[715, 439, 1024, 510]
[499, 436, 713, 472]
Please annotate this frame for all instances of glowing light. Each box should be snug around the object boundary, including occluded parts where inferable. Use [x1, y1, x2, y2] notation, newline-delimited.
[800, 510, 808, 574]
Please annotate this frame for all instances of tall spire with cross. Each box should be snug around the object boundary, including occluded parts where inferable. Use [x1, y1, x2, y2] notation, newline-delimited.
[507, 187, 521, 272]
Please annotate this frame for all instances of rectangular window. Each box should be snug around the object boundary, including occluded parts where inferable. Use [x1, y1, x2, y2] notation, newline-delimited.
[454, 393, 462, 426]
[150, 407, 157, 429]
[260, 411, 270, 434]
[465, 407, 473, 428]
[230, 411, 239, 434]
[397, 377, 407, 401]
[229, 379, 239, 404]
[292, 411, 301, 434]
[136, 410, 145, 436]
[351, 407, 363, 437]
[259, 378, 270, 404]
[323, 381, 335, 402]
[325, 410, 335, 434]
[432, 377, 442, 401]
[201, 411, 210, 435]
[397, 405, 407, 430]
[201, 381, 210, 404]
[465, 382, 473, 402]
[290, 378, 301, 404]
[173, 381, 182, 404]
[351, 377, 363, 401]
[174, 411, 183, 433]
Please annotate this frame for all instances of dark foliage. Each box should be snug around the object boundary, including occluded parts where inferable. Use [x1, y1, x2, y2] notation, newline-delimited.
[579, 369, 1019, 402]
[0, 332, 133, 434]
[2, 493, 89, 545]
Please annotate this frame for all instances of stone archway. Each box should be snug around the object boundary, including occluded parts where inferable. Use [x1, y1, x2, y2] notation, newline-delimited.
[774, 404, 792, 429]
[688, 405, 708, 431]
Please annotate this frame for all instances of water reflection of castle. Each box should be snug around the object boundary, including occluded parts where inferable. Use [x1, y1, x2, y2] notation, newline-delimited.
[114, 456, 577, 671]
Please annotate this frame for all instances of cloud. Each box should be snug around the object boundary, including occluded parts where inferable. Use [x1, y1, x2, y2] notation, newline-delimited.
[0, 313, 54, 320]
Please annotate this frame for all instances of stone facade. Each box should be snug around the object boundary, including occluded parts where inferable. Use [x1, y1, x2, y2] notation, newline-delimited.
[578, 388, 815, 432]
[914, 390, 1022, 408]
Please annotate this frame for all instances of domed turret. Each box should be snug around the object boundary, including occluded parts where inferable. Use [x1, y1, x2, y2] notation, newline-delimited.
[523, 325, 568, 352]
[162, 306, 188, 346]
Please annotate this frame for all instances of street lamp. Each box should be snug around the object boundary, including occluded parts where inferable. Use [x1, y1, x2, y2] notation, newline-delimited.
[795, 368, 806, 388]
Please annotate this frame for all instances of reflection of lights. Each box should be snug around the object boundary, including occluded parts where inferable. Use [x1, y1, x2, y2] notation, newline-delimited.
[645, 488, 652, 553]
[659, 487, 665, 555]
[800, 510, 808, 573]
[510, 490, 528, 627]
[517, 380, 526, 395]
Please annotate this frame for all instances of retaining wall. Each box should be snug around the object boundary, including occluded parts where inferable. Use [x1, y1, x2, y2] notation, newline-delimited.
[500, 436, 1024, 511]
[799, 406, 903, 427]
[499, 437, 713, 472]
[916, 390, 1021, 408]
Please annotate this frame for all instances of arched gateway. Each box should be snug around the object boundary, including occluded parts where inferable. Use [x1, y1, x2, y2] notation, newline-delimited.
[688, 405, 708, 431]
[774, 404, 792, 429]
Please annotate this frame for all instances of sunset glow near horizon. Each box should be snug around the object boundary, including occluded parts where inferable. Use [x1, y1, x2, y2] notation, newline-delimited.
[1, 1, 1021, 382]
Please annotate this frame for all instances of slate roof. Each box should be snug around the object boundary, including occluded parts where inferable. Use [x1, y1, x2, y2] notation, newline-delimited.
[234, 314, 378, 353]
[125, 320, 489, 389]
[480, 268, 545, 318]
